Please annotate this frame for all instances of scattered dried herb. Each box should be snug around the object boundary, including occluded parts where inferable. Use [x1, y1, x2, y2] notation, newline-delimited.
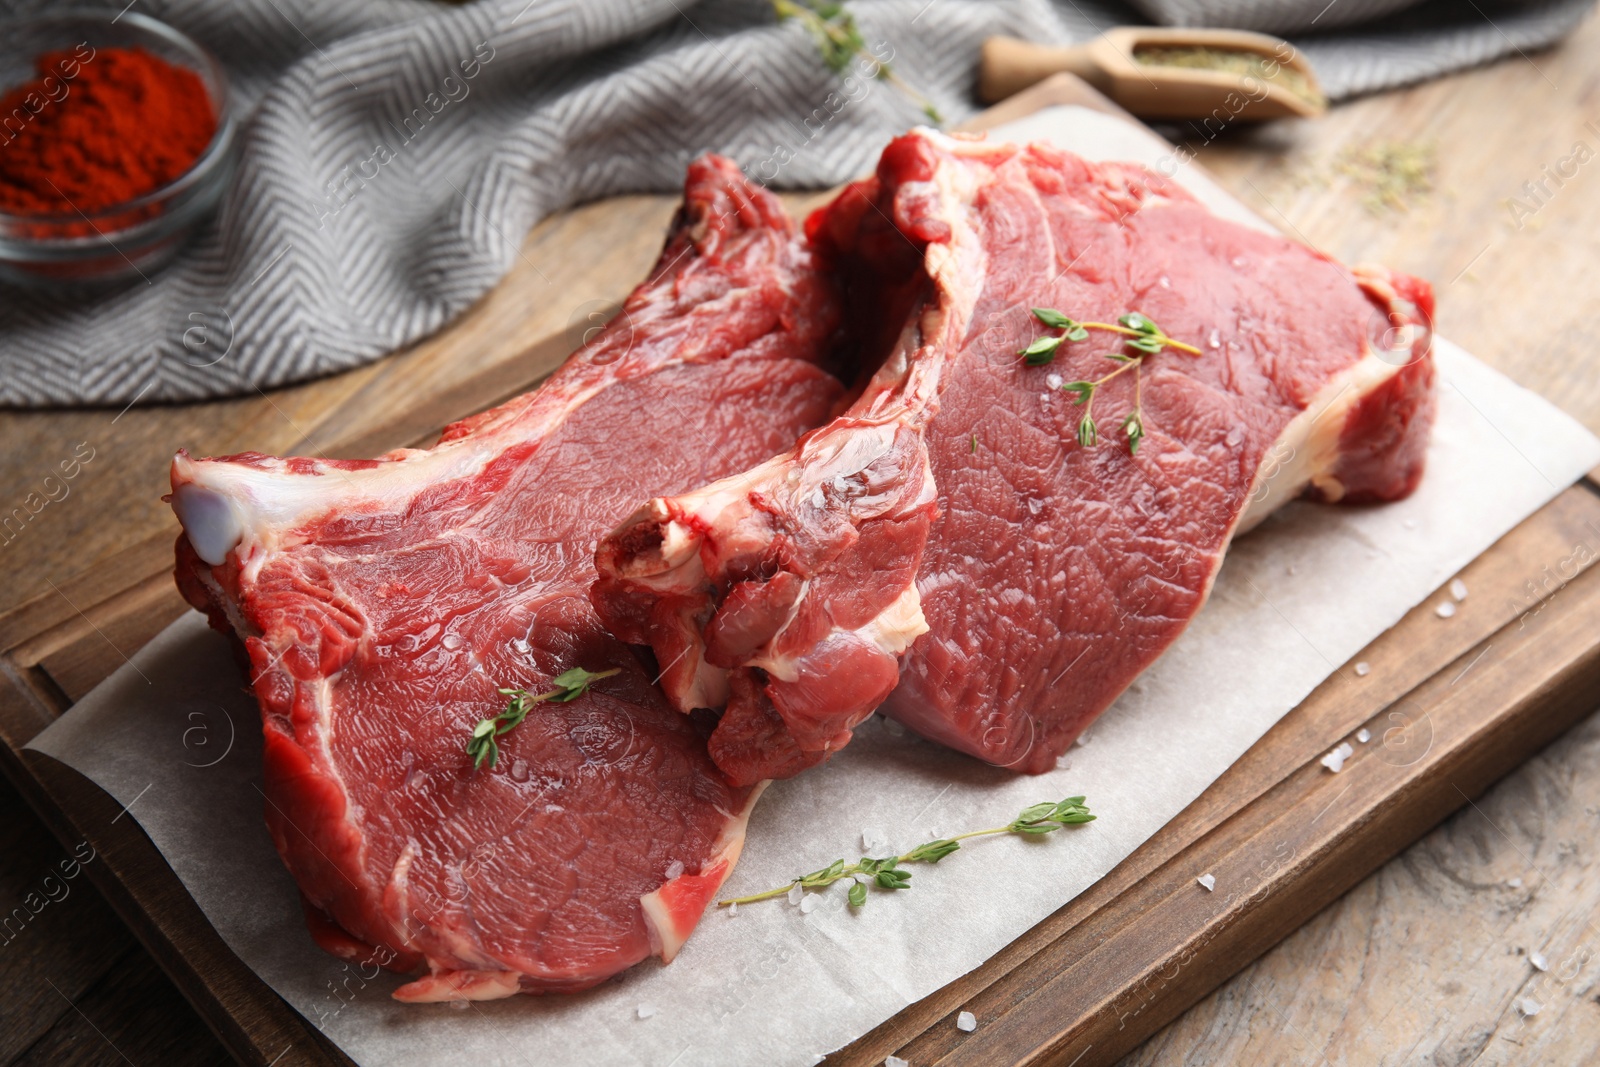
[1335, 140, 1435, 214]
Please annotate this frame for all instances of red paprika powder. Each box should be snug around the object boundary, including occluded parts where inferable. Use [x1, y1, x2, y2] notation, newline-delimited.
[0, 44, 216, 216]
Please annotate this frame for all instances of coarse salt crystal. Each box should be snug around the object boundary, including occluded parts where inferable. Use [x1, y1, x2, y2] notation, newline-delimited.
[1530, 952, 1549, 971]
[886, 1057, 910, 1067]
[1075, 730, 1092, 747]
[727, 901, 738, 918]
[1450, 578, 1469, 601]
[664, 860, 684, 880]
[1055, 754, 1072, 771]
[1516, 996, 1542, 1017]
[799, 893, 820, 914]
[1354, 661, 1371, 677]
[1356, 728, 1371, 744]
[1046, 373, 1064, 389]
[957, 1010, 978, 1032]
[1197, 873, 1216, 891]
[637, 1003, 657, 1019]
[1508, 877, 1524, 888]
[1436, 601, 1457, 619]
[1321, 742, 1354, 773]
[788, 883, 804, 905]
[1207, 328, 1221, 349]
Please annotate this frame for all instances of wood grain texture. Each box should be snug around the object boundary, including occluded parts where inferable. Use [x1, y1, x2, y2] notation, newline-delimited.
[0, 670, 352, 1067]
[1119, 710, 1600, 1067]
[0, 770, 146, 1064]
[1180, 11, 1600, 438]
[825, 483, 1600, 1067]
[0, 13, 1597, 1064]
[1111, 12, 1600, 1063]
[12, 948, 228, 1067]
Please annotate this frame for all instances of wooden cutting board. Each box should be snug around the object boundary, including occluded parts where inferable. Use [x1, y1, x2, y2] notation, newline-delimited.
[2, 75, 1599, 1067]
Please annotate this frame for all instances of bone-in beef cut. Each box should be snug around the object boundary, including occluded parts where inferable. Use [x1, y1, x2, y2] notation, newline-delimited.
[168, 156, 844, 1000]
[592, 131, 1435, 784]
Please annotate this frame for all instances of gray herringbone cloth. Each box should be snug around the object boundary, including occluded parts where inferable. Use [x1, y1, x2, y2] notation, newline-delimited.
[0, 0, 1591, 407]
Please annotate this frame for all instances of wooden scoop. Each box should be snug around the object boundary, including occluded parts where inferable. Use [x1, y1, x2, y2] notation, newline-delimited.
[979, 27, 1326, 121]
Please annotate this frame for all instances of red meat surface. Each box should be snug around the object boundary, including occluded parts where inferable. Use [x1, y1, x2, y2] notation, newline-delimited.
[169, 156, 844, 1000]
[593, 131, 1435, 784]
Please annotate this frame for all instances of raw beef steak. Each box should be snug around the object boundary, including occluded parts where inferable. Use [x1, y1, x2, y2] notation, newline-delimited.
[169, 156, 844, 1000]
[593, 131, 1434, 784]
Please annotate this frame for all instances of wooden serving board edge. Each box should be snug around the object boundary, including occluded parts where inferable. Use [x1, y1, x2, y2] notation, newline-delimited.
[1, 75, 1597, 1067]
[838, 480, 1600, 1067]
[0, 662, 353, 1067]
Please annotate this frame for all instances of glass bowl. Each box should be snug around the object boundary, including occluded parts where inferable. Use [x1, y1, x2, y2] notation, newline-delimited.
[0, 9, 236, 290]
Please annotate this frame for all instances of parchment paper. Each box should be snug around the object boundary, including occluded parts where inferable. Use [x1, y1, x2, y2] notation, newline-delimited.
[29, 108, 1600, 1067]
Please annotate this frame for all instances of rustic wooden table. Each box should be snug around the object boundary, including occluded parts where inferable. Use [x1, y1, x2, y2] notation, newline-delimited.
[1, 11, 1597, 1064]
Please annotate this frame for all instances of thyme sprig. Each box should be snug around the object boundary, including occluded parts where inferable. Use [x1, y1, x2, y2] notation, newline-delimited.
[467, 668, 621, 771]
[772, 0, 942, 123]
[1020, 308, 1201, 456]
[718, 796, 1095, 909]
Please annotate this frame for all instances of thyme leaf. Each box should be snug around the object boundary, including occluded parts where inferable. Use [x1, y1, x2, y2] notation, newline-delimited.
[1021, 335, 1062, 365]
[467, 667, 621, 770]
[716, 795, 1095, 909]
[1062, 380, 1095, 403]
[1031, 307, 1075, 329]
